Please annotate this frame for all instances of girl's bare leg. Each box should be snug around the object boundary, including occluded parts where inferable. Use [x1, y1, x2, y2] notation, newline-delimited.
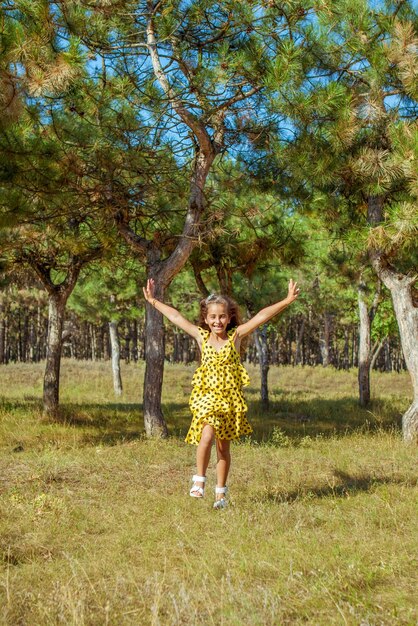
[215, 438, 231, 500]
[191, 424, 214, 496]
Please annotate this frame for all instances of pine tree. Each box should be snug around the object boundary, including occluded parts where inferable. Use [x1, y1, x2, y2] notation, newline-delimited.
[61, 0, 314, 435]
[266, 0, 418, 440]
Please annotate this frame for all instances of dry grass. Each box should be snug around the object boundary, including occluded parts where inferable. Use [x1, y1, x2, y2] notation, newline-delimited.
[0, 361, 416, 625]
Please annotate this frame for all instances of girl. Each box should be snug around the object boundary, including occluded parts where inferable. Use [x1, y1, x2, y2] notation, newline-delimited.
[143, 278, 300, 509]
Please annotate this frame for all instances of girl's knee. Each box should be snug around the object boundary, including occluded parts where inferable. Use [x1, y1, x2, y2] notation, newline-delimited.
[216, 438, 231, 458]
[200, 424, 215, 445]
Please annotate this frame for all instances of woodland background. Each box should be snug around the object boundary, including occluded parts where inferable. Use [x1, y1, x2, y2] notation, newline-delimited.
[0, 0, 417, 439]
[1, 3, 417, 625]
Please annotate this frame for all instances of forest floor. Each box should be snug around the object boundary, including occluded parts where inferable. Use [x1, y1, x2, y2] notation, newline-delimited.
[0, 361, 416, 625]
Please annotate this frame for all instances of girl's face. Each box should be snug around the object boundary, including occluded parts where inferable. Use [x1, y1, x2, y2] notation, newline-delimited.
[205, 303, 231, 337]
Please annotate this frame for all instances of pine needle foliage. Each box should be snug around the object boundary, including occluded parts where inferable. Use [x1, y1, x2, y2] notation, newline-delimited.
[263, 1, 418, 273]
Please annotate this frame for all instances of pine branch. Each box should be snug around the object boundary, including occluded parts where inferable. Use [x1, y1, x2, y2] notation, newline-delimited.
[146, 5, 212, 155]
[114, 210, 151, 256]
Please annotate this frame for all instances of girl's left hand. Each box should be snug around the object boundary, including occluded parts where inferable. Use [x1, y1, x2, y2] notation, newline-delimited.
[287, 279, 300, 303]
[143, 278, 155, 302]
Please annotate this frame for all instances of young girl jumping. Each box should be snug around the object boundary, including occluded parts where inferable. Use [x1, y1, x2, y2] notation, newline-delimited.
[143, 278, 300, 509]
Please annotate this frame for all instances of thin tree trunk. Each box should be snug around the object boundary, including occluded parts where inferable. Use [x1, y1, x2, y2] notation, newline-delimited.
[295, 317, 305, 365]
[90, 324, 97, 361]
[36, 303, 43, 362]
[0, 301, 5, 365]
[319, 312, 331, 367]
[254, 325, 270, 409]
[109, 320, 123, 396]
[131, 321, 138, 362]
[44, 296, 65, 416]
[358, 281, 371, 406]
[370, 337, 386, 371]
[22, 312, 29, 362]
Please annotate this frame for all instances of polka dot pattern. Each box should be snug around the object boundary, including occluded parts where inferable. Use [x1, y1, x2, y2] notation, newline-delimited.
[185, 327, 253, 445]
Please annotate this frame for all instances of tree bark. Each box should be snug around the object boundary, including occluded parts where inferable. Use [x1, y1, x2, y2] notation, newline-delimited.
[143, 275, 167, 437]
[319, 312, 331, 367]
[113, 10, 246, 436]
[117, 147, 216, 437]
[295, 317, 305, 365]
[44, 295, 66, 416]
[109, 320, 123, 396]
[370, 337, 386, 371]
[358, 281, 371, 406]
[368, 196, 418, 442]
[381, 275, 418, 441]
[0, 301, 6, 364]
[27, 251, 101, 416]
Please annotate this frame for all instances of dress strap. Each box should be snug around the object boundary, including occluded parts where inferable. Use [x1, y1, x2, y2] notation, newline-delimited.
[197, 327, 210, 342]
[227, 328, 237, 341]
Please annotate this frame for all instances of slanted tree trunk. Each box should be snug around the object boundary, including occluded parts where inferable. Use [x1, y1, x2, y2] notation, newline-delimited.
[115, 7, 261, 436]
[370, 337, 386, 371]
[120, 147, 216, 438]
[109, 320, 123, 396]
[191, 257, 210, 298]
[254, 325, 270, 409]
[368, 196, 418, 442]
[115, 17, 225, 436]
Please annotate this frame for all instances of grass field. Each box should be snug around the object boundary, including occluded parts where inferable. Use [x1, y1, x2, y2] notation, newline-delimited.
[0, 360, 417, 625]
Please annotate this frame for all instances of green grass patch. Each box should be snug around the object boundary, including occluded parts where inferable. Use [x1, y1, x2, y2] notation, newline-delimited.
[0, 361, 416, 625]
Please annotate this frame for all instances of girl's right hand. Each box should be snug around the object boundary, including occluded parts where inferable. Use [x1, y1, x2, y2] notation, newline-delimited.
[143, 278, 155, 302]
[286, 278, 300, 303]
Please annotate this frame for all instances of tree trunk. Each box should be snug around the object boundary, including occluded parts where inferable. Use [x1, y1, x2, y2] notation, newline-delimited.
[368, 196, 418, 442]
[0, 301, 5, 365]
[90, 323, 97, 361]
[319, 312, 331, 367]
[358, 281, 371, 406]
[370, 337, 386, 371]
[143, 277, 168, 438]
[384, 277, 418, 441]
[295, 317, 305, 365]
[254, 325, 270, 409]
[43, 295, 66, 416]
[109, 320, 123, 396]
[131, 320, 138, 362]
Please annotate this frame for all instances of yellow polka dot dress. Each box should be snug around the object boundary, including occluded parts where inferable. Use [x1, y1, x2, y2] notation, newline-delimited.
[185, 327, 253, 445]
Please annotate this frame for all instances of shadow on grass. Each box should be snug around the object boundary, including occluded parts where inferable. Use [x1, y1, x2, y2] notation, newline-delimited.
[2, 394, 403, 448]
[0, 397, 44, 412]
[246, 396, 403, 441]
[256, 469, 416, 504]
[55, 403, 146, 446]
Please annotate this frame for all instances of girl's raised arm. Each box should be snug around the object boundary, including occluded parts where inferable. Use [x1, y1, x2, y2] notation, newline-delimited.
[143, 279, 201, 342]
[236, 279, 300, 339]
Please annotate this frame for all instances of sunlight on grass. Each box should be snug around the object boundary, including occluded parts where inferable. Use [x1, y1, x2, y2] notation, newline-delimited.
[0, 361, 416, 625]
